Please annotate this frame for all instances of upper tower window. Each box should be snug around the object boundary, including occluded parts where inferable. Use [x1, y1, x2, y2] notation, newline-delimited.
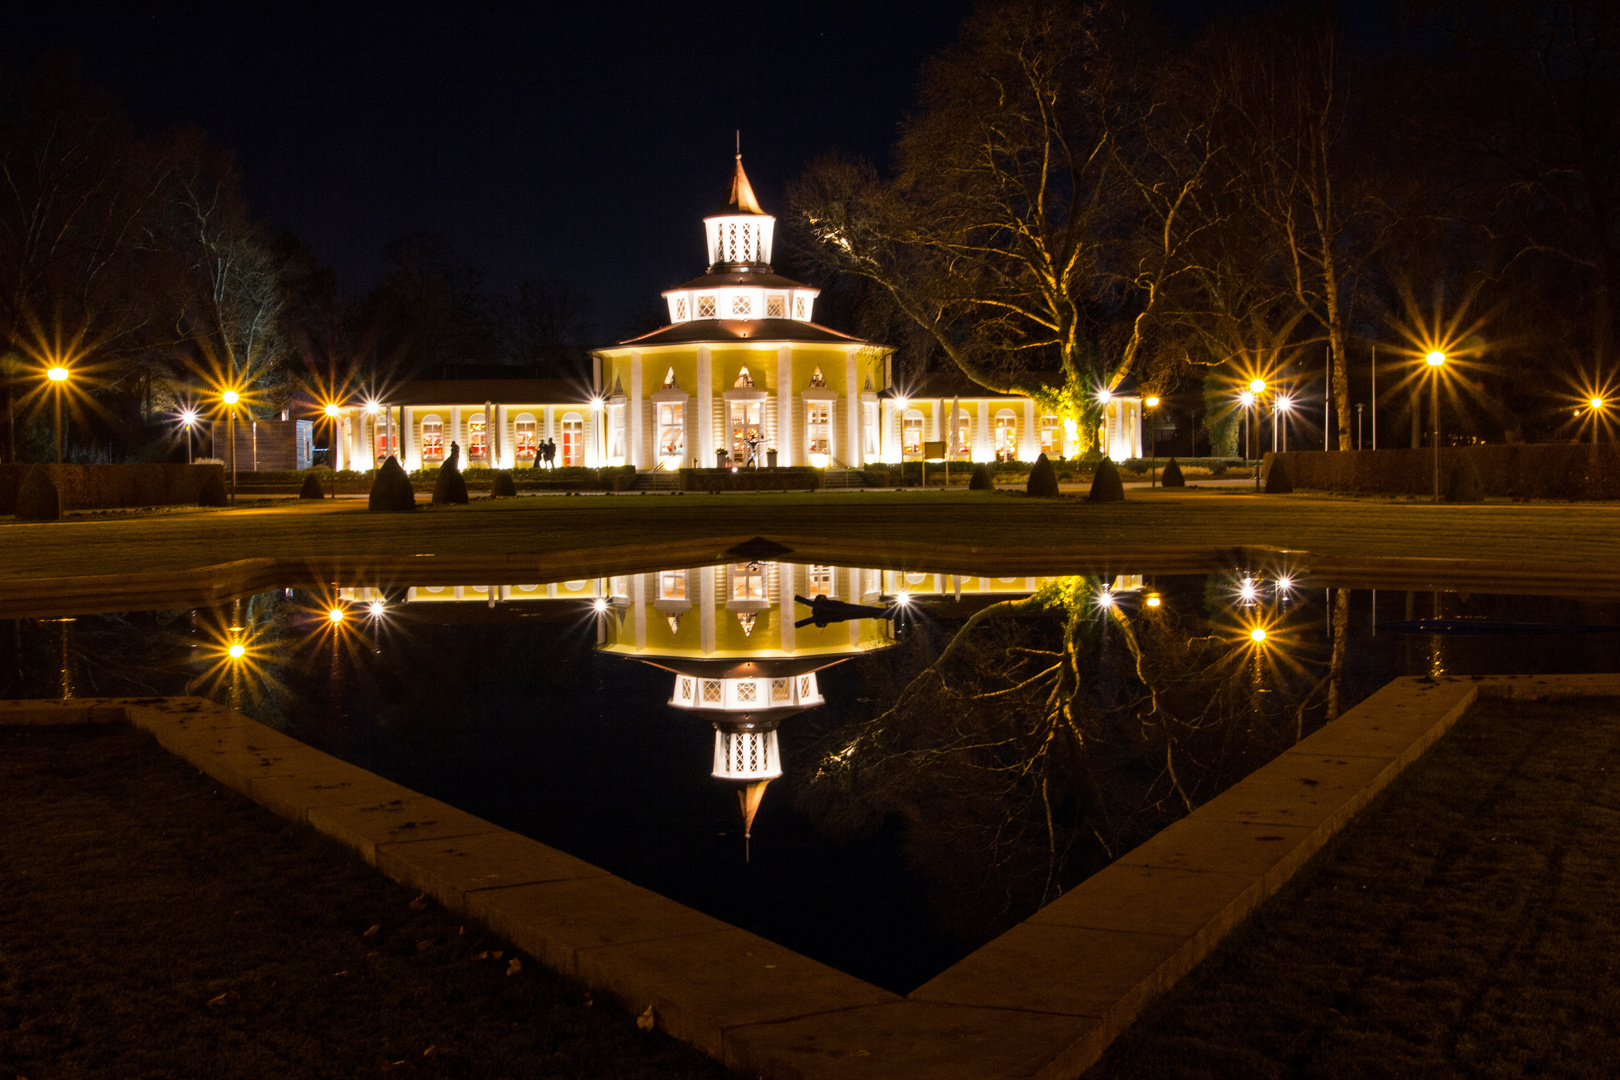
[766, 295, 784, 318]
[732, 295, 751, 317]
[697, 295, 716, 318]
[794, 297, 807, 319]
[674, 298, 687, 320]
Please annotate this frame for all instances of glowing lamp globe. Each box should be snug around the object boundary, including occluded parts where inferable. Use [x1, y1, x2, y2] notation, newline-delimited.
[1144, 396, 1160, 408]
[227, 643, 246, 659]
[1591, 397, 1605, 411]
[1145, 593, 1162, 608]
[1240, 391, 1255, 408]
[1250, 627, 1267, 643]
[1425, 351, 1445, 367]
[1249, 378, 1266, 394]
[222, 389, 240, 405]
[47, 366, 70, 382]
[324, 403, 340, 417]
[327, 608, 344, 624]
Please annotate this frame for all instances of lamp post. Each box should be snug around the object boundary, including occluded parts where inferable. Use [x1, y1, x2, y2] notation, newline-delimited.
[222, 389, 240, 505]
[1275, 394, 1293, 453]
[1589, 397, 1606, 444]
[1144, 395, 1160, 487]
[1425, 351, 1445, 503]
[590, 396, 605, 478]
[324, 402, 342, 496]
[1247, 378, 1266, 490]
[46, 366, 70, 464]
[180, 407, 199, 464]
[1239, 389, 1255, 466]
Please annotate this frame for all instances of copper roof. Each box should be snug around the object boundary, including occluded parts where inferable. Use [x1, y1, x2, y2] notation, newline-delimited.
[666, 268, 814, 293]
[377, 378, 594, 405]
[613, 318, 868, 348]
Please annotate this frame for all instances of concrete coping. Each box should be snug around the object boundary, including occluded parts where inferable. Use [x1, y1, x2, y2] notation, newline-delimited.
[6, 670, 1618, 1079]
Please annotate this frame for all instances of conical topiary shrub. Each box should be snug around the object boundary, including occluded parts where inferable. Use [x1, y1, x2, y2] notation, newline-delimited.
[1026, 453, 1060, 497]
[1088, 458, 1124, 502]
[490, 471, 517, 498]
[1161, 458, 1185, 487]
[432, 441, 468, 505]
[197, 469, 228, 507]
[1446, 454, 1483, 503]
[369, 455, 416, 511]
[1264, 456, 1294, 494]
[968, 463, 994, 491]
[14, 466, 60, 520]
[299, 471, 327, 499]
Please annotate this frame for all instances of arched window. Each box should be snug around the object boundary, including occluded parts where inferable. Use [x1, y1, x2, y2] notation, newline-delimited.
[806, 401, 831, 458]
[420, 415, 444, 460]
[1040, 413, 1059, 455]
[995, 409, 1018, 462]
[468, 412, 487, 462]
[561, 412, 585, 466]
[903, 409, 925, 455]
[657, 401, 685, 460]
[956, 410, 973, 455]
[514, 413, 537, 459]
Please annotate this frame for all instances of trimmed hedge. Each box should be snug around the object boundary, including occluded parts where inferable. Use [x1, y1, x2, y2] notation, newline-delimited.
[490, 471, 517, 498]
[1161, 458, 1185, 487]
[0, 463, 227, 515]
[1263, 456, 1294, 494]
[1267, 446, 1620, 500]
[368, 456, 417, 511]
[14, 466, 60, 520]
[1089, 458, 1125, 502]
[1026, 453, 1059, 497]
[680, 467, 821, 491]
[298, 471, 327, 499]
[969, 463, 995, 490]
[1447, 456, 1483, 503]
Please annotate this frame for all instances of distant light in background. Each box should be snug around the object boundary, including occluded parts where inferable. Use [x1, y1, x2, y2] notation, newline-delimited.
[1239, 578, 1259, 604]
[1145, 592, 1162, 608]
[1276, 575, 1293, 593]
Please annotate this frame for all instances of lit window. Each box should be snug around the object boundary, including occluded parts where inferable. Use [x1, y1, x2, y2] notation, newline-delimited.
[658, 401, 685, 459]
[732, 295, 751, 317]
[1041, 413, 1059, 453]
[730, 400, 762, 460]
[799, 676, 811, 697]
[680, 677, 693, 700]
[809, 565, 834, 598]
[794, 297, 806, 319]
[737, 682, 757, 702]
[560, 413, 584, 466]
[697, 295, 716, 317]
[421, 416, 444, 460]
[675, 298, 687, 320]
[771, 678, 790, 702]
[903, 409, 924, 454]
[863, 401, 878, 457]
[608, 402, 626, 461]
[703, 680, 722, 703]
[956, 411, 973, 454]
[995, 410, 1018, 461]
[660, 570, 687, 600]
[468, 413, 487, 460]
[515, 414, 537, 458]
[766, 295, 784, 318]
[731, 562, 766, 601]
[807, 401, 831, 455]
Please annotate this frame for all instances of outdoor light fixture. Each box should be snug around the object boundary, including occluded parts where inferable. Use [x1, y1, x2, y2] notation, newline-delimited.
[228, 642, 246, 659]
[1096, 589, 1116, 610]
[1145, 593, 1162, 608]
[1425, 351, 1446, 367]
[1276, 574, 1294, 593]
[46, 366, 69, 382]
[327, 607, 345, 624]
[222, 389, 240, 405]
[1250, 626, 1268, 643]
[893, 591, 912, 607]
[45, 366, 71, 463]
[365, 400, 380, 415]
[1249, 378, 1266, 394]
[1097, 389, 1113, 404]
[1239, 391, 1255, 408]
[222, 389, 242, 504]
[368, 601, 386, 618]
[1424, 351, 1446, 502]
[1592, 397, 1605, 410]
[324, 402, 340, 417]
[1239, 578, 1259, 604]
[592, 597, 608, 613]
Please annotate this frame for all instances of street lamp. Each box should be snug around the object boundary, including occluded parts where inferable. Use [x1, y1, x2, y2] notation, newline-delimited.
[323, 401, 342, 493]
[1242, 380, 1265, 489]
[46, 366, 70, 464]
[1274, 394, 1293, 453]
[1588, 397, 1606, 445]
[1144, 395, 1161, 487]
[179, 407, 199, 464]
[222, 388, 241, 506]
[1097, 388, 1113, 460]
[1425, 351, 1445, 503]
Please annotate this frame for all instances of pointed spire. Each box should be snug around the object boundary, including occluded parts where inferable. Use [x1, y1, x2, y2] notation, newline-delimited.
[738, 779, 771, 840]
[729, 152, 765, 215]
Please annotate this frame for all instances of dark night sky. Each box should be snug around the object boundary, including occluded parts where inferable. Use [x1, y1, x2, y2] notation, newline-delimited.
[7, 2, 1400, 342]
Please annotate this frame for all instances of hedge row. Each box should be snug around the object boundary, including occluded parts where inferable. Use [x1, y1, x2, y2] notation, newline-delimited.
[680, 467, 822, 491]
[0, 463, 226, 515]
[1265, 446, 1620, 500]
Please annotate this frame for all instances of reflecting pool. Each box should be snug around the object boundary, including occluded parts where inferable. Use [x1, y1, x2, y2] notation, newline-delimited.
[6, 561, 1618, 993]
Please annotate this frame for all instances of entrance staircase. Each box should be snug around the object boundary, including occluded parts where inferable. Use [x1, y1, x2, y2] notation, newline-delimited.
[630, 468, 681, 492]
[821, 467, 867, 489]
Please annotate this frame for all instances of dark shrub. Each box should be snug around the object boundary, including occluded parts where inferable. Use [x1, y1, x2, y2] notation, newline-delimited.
[490, 471, 517, 498]
[968, 463, 994, 490]
[369, 456, 416, 511]
[1446, 454, 1483, 503]
[1026, 453, 1059, 497]
[1264, 456, 1294, 494]
[298, 471, 326, 499]
[1089, 458, 1124, 502]
[1161, 458, 1185, 487]
[432, 442, 468, 504]
[15, 466, 60, 520]
[197, 470, 228, 507]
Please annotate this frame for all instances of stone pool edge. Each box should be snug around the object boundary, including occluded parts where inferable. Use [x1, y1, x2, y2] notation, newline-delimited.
[4, 672, 1614, 1080]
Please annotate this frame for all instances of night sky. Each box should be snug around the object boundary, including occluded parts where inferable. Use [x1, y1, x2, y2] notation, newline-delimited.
[7, 2, 1396, 341]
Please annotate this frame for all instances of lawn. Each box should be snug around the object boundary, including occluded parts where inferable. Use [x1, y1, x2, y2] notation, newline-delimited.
[0, 723, 735, 1080]
[1087, 695, 1620, 1079]
[5, 488, 1620, 584]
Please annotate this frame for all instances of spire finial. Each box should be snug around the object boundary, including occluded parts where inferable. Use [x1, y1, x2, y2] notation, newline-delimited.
[736, 129, 740, 158]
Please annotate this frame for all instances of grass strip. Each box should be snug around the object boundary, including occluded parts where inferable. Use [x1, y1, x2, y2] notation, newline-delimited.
[5, 490, 1620, 583]
[1087, 696, 1620, 1079]
[0, 724, 734, 1080]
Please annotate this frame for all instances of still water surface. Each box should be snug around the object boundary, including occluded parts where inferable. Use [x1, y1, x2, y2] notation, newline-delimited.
[6, 563, 1618, 992]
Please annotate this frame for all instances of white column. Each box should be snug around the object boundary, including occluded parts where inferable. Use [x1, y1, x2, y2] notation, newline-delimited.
[778, 564, 795, 654]
[544, 405, 554, 442]
[777, 346, 793, 466]
[629, 350, 644, 469]
[845, 349, 860, 466]
[700, 566, 716, 654]
[450, 406, 462, 460]
[977, 402, 990, 461]
[403, 407, 416, 470]
[632, 573, 647, 650]
[1023, 399, 1037, 461]
[696, 346, 713, 467]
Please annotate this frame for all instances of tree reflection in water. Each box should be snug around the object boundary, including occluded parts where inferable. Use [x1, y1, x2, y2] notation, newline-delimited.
[796, 574, 1343, 948]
